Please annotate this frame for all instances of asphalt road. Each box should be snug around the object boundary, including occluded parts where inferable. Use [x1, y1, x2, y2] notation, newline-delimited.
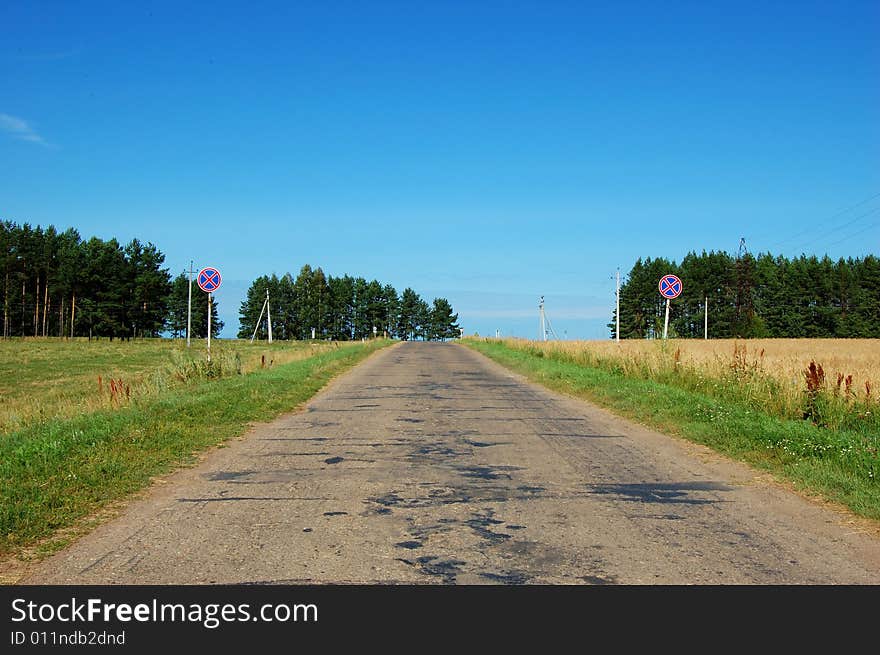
[23, 342, 880, 584]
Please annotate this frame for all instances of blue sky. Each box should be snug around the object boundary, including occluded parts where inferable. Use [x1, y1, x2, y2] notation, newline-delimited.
[2, 1, 878, 339]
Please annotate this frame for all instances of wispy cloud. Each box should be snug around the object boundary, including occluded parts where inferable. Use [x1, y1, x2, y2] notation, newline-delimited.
[0, 113, 49, 146]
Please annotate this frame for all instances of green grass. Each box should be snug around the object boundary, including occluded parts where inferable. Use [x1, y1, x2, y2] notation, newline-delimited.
[462, 338, 880, 521]
[0, 338, 391, 557]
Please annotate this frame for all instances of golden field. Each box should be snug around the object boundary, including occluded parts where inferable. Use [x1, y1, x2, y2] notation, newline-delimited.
[546, 338, 877, 392]
[0, 338, 352, 434]
[496, 338, 879, 423]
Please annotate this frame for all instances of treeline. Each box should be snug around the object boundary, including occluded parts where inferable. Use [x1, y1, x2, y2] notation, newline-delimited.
[611, 251, 880, 339]
[239, 265, 460, 341]
[2, 222, 461, 342]
[1, 221, 172, 339]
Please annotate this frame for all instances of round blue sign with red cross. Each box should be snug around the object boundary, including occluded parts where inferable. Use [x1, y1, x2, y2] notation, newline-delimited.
[658, 274, 682, 299]
[197, 267, 222, 293]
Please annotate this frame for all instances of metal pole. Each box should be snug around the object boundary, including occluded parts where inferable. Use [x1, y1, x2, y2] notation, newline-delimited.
[207, 292, 211, 361]
[615, 268, 620, 343]
[266, 289, 272, 344]
[186, 260, 193, 347]
[704, 296, 708, 340]
[663, 297, 670, 340]
[539, 296, 546, 341]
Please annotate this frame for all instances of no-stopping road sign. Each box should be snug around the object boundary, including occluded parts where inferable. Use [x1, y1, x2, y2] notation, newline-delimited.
[197, 267, 222, 293]
[659, 274, 682, 299]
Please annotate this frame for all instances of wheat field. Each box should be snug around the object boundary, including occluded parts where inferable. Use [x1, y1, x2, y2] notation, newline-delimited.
[551, 338, 878, 392]
[496, 338, 880, 425]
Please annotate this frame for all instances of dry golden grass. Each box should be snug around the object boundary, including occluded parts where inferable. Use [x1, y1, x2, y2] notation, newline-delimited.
[547, 338, 878, 393]
[0, 338, 353, 434]
[498, 337, 880, 423]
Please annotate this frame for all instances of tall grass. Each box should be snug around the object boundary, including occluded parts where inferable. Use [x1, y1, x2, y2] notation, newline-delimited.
[492, 338, 879, 433]
[0, 339, 345, 433]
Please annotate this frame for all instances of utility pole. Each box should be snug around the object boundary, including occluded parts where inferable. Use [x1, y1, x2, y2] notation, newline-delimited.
[615, 268, 620, 343]
[266, 288, 272, 343]
[250, 293, 266, 342]
[539, 297, 545, 341]
[186, 260, 193, 347]
[250, 288, 273, 343]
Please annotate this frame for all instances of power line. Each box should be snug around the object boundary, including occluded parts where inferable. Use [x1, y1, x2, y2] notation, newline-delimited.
[821, 221, 880, 250]
[760, 190, 880, 250]
[786, 206, 880, 253]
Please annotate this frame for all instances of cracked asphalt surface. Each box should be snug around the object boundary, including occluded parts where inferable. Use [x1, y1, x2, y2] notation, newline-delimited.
[23, 342, 880, 584]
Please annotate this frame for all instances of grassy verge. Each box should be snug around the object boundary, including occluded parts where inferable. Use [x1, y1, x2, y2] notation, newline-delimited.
[1, 340, 390, 557]
[0, 338, 347, 433]
[462, 339, 880, 521]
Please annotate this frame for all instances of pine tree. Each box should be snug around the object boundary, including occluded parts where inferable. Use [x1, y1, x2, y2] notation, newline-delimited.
[167, 273, 191, 338]
[397, 288, 421, 340]
[428, 298, 460, 340]
[190, 286, 223, 338]
[328, 275, 355, 340]
[125, 240, 172, 337]
[383, 284, 399, 338]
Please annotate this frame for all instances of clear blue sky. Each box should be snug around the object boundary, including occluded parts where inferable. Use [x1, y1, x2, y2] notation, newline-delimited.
[2, 1, 878, 339]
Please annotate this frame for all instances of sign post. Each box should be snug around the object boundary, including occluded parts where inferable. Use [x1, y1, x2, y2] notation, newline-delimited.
[658, 274, 682, 340]
[197, 266, 222, 360]
[186, 261, 194, 348]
